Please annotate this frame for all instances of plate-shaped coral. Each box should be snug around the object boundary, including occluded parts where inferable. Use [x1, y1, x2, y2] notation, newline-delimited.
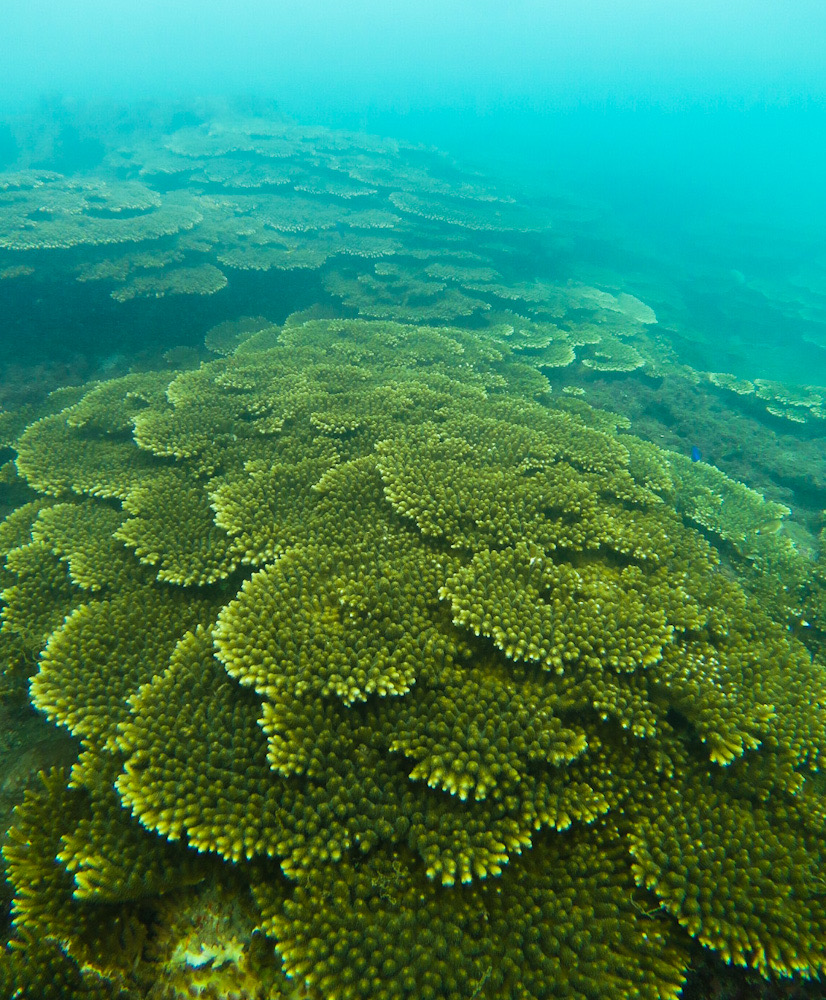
[2, 317, 826, 998]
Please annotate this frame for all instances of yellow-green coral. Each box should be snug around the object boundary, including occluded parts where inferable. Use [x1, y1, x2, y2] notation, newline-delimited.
[32, 500, 129, 591]
[667, 450, 791, 545]
[110, 262, 228, 302]
[441, 542, 674, 673]
[0, 175, 201, 250]
[2, 539, 81, 655]
[628, 750, 826, 977]
[388, 190, 548, 232]
[15, 410, 160, 499]
[2, 767, 149, 971]
[117, 625, 289, 863]
[324, 260, 491, 323]
[3, 315, 826, 1000]
[0, 932, 121, 1000]
[256, 828, 688, 1000]
[115, 466, 245, 585]
[31, 584, 220, 748]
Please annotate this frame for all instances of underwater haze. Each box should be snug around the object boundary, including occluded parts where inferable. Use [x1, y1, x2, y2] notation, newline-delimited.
[3, 0, 826, 382]
[5, 0, 826, 109]
[2, 3, 826, 1000]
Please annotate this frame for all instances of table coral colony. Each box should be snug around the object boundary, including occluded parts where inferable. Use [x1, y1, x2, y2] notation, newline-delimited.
[3, 115, 824, 432]
[1, 315, 826, 999]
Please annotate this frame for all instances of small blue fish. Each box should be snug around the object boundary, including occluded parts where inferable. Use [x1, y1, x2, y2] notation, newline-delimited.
[690, 445, 702, 462]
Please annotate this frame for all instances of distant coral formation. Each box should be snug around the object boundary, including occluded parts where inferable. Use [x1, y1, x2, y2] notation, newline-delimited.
[1, 315, 825, 998]
[2, 112, 824, 437]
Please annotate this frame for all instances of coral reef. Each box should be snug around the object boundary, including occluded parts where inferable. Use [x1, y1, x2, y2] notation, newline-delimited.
[1, 108, 822, 459]
[1, 316, 825, 998]
[0, 172, 200, 250]
[709, 372, 826, 426]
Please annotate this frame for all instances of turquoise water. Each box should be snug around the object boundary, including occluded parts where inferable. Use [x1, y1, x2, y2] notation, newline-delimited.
[2, 1, 825, 385]
[377, 104, 826, 384]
